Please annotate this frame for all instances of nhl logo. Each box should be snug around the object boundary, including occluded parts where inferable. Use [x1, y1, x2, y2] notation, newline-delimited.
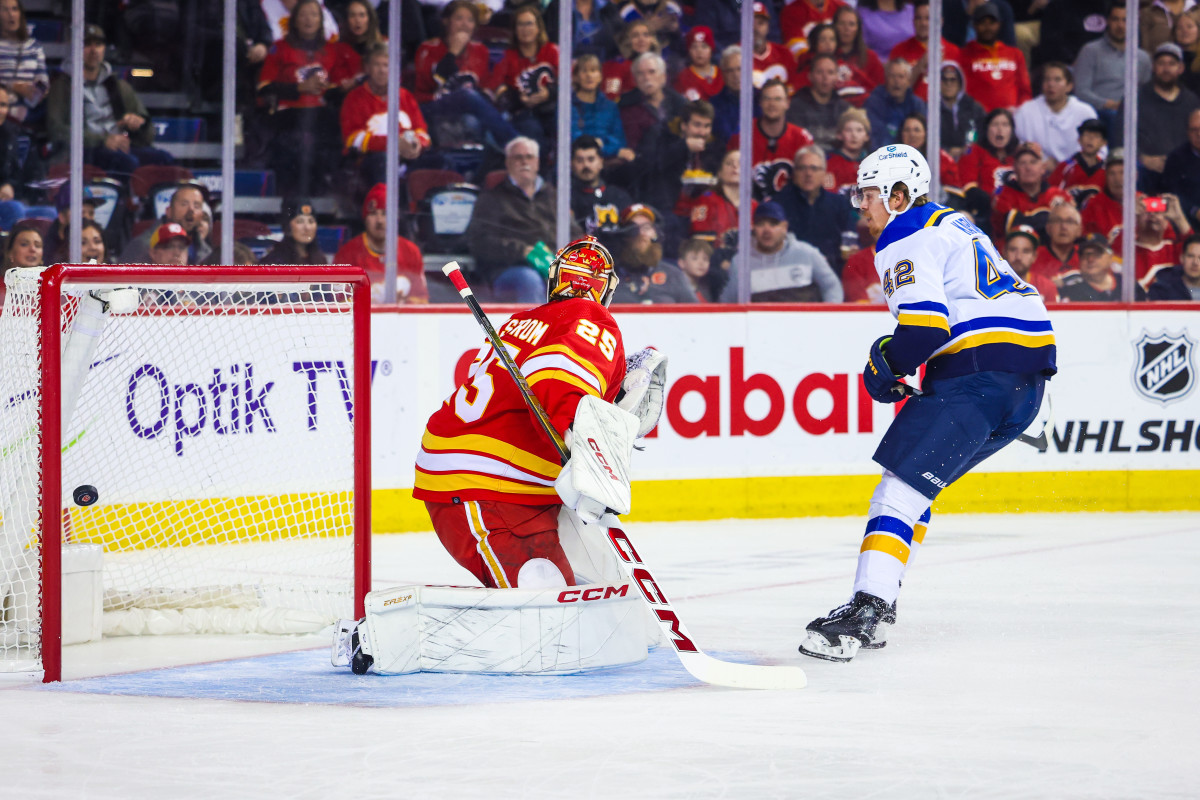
[1132, 330, 1196, 405]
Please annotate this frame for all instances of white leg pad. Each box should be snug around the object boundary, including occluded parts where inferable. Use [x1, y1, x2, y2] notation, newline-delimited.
[516, 558, 567, 588]
[360, 582, 650, 675]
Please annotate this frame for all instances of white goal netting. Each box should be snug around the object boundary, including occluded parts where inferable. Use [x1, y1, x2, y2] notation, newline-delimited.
[0, 266, 367, 677]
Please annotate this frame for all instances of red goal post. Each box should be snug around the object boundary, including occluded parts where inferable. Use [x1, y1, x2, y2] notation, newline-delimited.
[0, 265, 371, 683]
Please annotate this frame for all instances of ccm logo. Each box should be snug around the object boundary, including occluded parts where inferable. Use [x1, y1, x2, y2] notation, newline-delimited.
[588, 437, 620, 481]
[382, 594, 413, 607]
[557, 585, 629, 603]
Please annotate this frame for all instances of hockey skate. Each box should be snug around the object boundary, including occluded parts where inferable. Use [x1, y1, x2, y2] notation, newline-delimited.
[331, 619, 374, 674]
[799, 592, 895, 662]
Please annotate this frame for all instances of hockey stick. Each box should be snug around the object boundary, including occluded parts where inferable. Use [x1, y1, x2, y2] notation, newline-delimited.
[441, 262, 806, 690]
[1016, 392, 1054, 453]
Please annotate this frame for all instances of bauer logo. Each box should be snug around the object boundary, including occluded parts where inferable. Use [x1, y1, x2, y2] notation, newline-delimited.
[1132, 331, 1195, 406]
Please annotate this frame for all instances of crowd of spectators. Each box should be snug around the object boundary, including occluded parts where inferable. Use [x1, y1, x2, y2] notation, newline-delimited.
[2, 0, 1200, 306]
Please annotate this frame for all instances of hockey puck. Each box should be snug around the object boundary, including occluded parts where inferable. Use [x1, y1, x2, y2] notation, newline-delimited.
[73, 485, 98, 507]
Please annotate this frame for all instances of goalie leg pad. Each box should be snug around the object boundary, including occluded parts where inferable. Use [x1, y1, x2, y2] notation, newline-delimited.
[358, 582, 649, 675]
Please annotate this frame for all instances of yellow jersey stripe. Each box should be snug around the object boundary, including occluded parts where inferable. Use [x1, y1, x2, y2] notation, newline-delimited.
[414, 469, 561, 497]
[420, 430, 561, 477]
[526, 343, 608, 392]
[934, 330, 1056, 358]
[897, 312, 952, 334]
[924, 208, 952, 228]
[467, 501, 510, 588]
[861, 533, 911, 563]
[527, 369, 602, 398]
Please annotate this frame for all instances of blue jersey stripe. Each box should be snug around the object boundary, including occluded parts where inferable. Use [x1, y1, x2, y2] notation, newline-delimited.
[949, 316, 1056, 337]
[898, 300, 950, 315]
[864, 515, 915, 544]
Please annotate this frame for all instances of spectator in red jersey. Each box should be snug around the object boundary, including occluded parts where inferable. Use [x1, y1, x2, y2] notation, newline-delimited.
[602, 19, 658, 100]
[857, 0, 914, 62]
[338, 0, 383, 66]
[865, 58, 926, 149]
[794, 23, 838, 88]
[1148, 233, 1200, 300]
[1058, 233, 1140, 302]
[959, 2, 1031, 112]
[257, 0, 359, 196]
[1113, 193, 1194, 291]
[959, 107, 1020, 233]
[1049, 119, 1108, 207]
[619, 52, 687, 152]
[690, 148, 757, 245]
[751, 2, 796, 90]
[727, 79, 816, 200]
[789, 54, 852, 151]
[333, 183, 429, 304]
[488, 5, 559, 149]
[1004, 225, 1058, 303]
[991, 142, 1072, 242]
[782, 0, 847, 59]
[889, 0, 960, 102]
[936, 61, 985, 160]
[1013, 62, 1099, 165]
[412, 1, 518, 149]
[1031, 203, 1082, 284]
[897, 112, 960, 190]
[260, 197, 328, 265]
[840, 216, 883, 302]
[571, 54, 634, 161]
[826, 107, 871, 193]
[674, 26, 722, 102]
[831, 6, 885, 107]
[1081, 148, 1125, 240]
[341, 43, 435, 190]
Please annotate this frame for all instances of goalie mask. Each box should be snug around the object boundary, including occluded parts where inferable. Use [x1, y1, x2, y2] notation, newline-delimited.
[548, 236, 619, 306]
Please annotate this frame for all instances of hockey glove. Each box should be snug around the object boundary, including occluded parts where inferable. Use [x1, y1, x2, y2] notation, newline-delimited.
[616, 347, 667, 438]
[863, 336, 919, 404]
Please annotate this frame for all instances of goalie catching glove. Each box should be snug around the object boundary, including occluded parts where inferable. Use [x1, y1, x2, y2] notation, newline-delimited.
[615, 347, 667, 437]
[554, 395, 638, 524]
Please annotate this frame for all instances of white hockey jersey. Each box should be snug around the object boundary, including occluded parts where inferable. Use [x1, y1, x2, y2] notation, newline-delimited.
[873, 202, 1057, 381]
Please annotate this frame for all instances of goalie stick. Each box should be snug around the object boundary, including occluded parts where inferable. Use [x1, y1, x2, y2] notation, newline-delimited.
[440, 261, 806, 690]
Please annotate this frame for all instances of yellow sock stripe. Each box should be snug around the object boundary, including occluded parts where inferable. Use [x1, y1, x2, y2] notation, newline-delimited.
[912, 523, 927, 545]
[861, 533, 911, 564]
[467, 501, 510, 588]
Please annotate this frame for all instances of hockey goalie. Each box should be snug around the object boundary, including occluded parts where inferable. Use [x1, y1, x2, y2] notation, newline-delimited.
[332, 236, 667, 676]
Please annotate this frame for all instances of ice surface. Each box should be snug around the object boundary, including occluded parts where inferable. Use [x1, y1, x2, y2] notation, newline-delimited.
[3, 512, 1198, 798]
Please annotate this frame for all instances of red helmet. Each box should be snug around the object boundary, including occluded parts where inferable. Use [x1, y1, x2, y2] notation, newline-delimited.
[548, 236, 619, 306]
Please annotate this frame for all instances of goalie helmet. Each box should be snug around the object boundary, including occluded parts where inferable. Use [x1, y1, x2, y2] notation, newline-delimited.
[548, 236, 619, 306]
[852, 144, 931, 218]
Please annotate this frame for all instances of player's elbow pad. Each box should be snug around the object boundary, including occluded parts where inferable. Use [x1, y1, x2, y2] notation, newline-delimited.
[885, 326, 950, 376]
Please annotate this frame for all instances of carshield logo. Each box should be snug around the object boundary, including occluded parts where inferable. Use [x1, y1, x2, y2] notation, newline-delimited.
[1133, 331, 1195, 406]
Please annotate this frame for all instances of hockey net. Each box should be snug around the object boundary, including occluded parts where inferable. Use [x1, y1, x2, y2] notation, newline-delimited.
[0, 265, 371, 681]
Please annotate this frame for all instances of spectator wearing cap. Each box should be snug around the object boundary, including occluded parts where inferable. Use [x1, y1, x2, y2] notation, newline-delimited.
[148, 223, 190, 266]
[1163, 108, 1200, 230]
[1148, 233, 1200, 300]
[1115, 42, 1200, 194]
[0, 0, 49, 124]
[1081, 148, 1126, 240]
[943, 0, 1016, 48]
[889, 0, 960, 103]
[1112, 192, 1194, 291]
[260, 197, 328, 265]
[1005, 225, 1058, 302]
[1013, 62, 1098, 165]
[788, 54, 852, 152]
[570, 135, 633, 238]
[333, 183, 428, 304]
[610, 203, 697, 304]
[467, 137, 579, 303]
[751, 3, 796, 90]
[720, 201, 843, 302]
[1031, 203, 1082, 284]
[728, 79, 816, 201]
[41, 183, 99, 264]
[1059, 233, 1142, 302]
[936, 61, 984, 161]
[991, 142, 1072, 243]
[1074, 3, 1150, 139]
[865, 57, 926, 149]
[959, 2, 1031, 113]
[45, 24, 173, 175]
[826, 107, 872, 193]
[1049, 119, 1109, 203]
[120, 184, 209, 264]
[774, 145, 857, 274]
[674, 26, 723, 101]
[340, 43, 435, 191]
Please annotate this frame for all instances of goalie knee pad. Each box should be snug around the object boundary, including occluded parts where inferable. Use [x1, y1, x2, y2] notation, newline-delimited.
[516, 558, 567, 589]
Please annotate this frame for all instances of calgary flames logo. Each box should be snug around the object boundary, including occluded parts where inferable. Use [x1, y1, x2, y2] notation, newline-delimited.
[518, 64, 555, 96]
[754, 159, 794, 196]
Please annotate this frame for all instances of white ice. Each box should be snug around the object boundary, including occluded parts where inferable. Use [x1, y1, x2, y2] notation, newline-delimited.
[2, 512, 1198, 799]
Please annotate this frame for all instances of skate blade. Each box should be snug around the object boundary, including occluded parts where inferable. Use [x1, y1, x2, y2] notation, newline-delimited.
[799, 632, 862, 663]
[860, 622, 890, 650]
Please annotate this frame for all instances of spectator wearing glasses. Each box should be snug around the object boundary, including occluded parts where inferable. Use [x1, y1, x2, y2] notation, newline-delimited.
[775, 145, 857, 274]
[1031, 203, 1082, 284]
[488, 5, 559, 149]
[936, 61, 984, 161]
[888, 0, 960, 102]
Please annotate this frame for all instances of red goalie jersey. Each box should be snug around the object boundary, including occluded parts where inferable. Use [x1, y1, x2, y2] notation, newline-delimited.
[414, 298, 626, 505]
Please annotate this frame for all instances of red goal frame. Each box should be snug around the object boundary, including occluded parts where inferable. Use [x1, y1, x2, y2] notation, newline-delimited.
[35, 264, 372, 682]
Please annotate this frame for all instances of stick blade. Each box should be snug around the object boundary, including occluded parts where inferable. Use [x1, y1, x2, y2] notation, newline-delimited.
[680, 653, 807, 690]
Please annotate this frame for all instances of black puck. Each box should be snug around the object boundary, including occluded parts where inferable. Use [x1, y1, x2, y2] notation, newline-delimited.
[73, 485, 98, 507]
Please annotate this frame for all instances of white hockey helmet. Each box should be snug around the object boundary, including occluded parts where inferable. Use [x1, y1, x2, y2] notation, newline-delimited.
[851, 144, 931, 218]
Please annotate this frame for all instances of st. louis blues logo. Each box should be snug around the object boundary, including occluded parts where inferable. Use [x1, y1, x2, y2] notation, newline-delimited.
[1132, 330, 1195, 405]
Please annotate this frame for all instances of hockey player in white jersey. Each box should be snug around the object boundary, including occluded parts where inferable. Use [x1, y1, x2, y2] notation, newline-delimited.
[799, 144, 1057, 662]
